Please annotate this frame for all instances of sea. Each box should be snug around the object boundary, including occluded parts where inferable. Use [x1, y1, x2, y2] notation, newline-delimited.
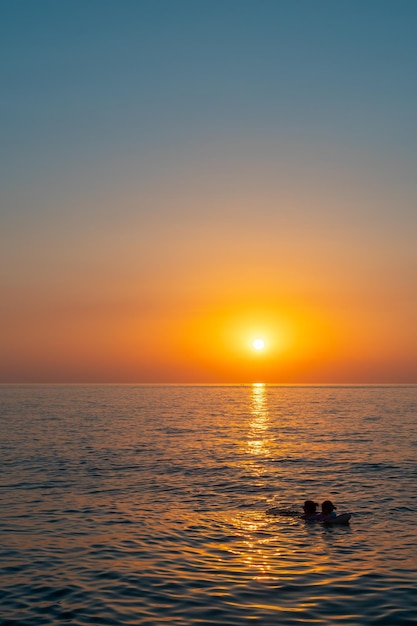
[0, 384, 416, 625]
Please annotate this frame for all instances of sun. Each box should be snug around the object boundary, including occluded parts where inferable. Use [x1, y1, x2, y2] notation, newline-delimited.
[252, 338, 265, 350]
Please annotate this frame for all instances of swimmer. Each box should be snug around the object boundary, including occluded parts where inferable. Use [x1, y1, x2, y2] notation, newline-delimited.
[319, 500, 337, 521]
[300, 500, 320, 520]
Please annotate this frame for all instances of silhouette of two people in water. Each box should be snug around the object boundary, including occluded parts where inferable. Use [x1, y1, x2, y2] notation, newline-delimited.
[266, 499, 336, 519]
[301, 499, 337, 521]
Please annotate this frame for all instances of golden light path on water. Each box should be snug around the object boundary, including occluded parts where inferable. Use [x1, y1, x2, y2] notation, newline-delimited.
[213, 384, 299, 588]
[207, 382, 338, 598]
[248, 383, 270, 457]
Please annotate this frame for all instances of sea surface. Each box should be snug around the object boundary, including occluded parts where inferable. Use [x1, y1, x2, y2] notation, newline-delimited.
[0, 384, 416, 625]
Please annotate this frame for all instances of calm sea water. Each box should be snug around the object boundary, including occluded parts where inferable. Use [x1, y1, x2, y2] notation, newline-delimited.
[1, 384, 416, 625]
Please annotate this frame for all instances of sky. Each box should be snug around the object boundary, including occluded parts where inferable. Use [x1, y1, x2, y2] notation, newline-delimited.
[1, 0, 417, 383]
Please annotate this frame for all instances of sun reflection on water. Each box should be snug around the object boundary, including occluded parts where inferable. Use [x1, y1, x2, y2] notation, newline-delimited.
[213, 385, 348, 586]
[247, 383, 270, 457]
[215, 509, 308, 585]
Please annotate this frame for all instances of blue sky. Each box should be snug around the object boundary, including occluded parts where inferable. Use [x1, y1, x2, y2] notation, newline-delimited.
[3, 0, 417, 179]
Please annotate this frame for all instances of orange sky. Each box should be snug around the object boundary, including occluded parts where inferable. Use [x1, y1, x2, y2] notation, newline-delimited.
[2, 144, 416, 383]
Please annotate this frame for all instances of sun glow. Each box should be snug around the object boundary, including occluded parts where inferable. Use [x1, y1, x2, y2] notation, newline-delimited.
[253, 338, 265, 350]
[166, 302, 340, 383]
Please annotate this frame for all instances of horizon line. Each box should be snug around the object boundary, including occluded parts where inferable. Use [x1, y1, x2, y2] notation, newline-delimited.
[1, 382, 416, 387]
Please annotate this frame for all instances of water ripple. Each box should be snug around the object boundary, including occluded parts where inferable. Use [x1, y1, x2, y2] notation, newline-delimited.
[0, 385, 416, 624]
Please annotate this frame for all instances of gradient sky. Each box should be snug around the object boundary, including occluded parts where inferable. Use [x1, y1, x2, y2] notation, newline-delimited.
[1, 0, 417, 383]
